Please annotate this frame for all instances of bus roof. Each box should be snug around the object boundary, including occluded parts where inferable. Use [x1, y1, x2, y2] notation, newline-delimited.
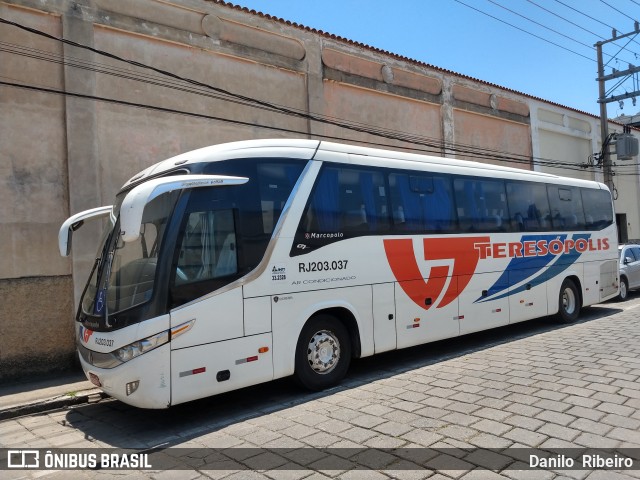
[121, 139, 608, 192]
[122, 139, 320, 189]
[317, 141, 604, 189]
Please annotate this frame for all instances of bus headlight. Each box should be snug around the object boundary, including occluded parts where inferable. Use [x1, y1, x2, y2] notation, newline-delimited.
[111, 320, 194, 364]
[114, 330, 169, 363]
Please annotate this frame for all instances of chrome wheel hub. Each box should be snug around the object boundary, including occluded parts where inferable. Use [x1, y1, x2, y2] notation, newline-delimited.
[307, 330, 340, 374]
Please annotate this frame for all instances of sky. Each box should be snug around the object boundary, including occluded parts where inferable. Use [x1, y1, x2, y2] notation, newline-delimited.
[233, 0, 640, 119]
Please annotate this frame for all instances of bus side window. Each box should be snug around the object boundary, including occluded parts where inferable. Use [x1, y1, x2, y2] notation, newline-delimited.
[174, 209, 237, 286]
[581, 188, 613, 231]
[454, 178, 509, 232]
[257, 163, 304, 234]
[389, 173, 454, 233]
[506, 181, 550, 232]
[425, 177, 454, 231]
[302, 165, 389, 235]
[390, 173, 424, 231]
[548, 185, 586, 231]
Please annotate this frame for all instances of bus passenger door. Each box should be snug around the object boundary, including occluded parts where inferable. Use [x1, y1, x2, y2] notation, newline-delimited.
[372, 283, 396, 353]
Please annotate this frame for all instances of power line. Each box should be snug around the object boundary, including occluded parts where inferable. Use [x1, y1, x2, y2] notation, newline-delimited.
[0, 41, 288, 114]
[453, 0, 595, 62]
[0, 17, 549, 166]
[1, 16, 512, 155]
[1, 78, 614, 175]
[554, 0, 618, 32]
[527, 0, 604, 39]
[2, 38, 565, 167]
[485, 0, 640, 65]
[526, 0, 640, 62]
[603, 31, 640, 69]
[600, 0, 639, 23]
[1, 16, 634, 176]
[488, 0, 601, 51]
[554, 0, 640, 49]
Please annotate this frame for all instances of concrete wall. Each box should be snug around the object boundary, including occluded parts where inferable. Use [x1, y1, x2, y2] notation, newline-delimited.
[0, 4, 74, 379]
[1, 0, 638, 379]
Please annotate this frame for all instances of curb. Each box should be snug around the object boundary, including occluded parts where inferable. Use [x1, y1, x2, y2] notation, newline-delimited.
[0, 390, 110, 421]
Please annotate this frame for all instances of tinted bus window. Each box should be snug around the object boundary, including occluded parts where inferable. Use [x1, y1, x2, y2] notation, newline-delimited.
[548, 185, 586, 230]
[174, 209, 237, 286]
[389, 173, 455, 233]
[581, 188, 613, 231]
[294, 165, 389, 255]
[506, 181, 551, 231]
[454, 178, 509, 232]
[257, 163, 303, 234]
[171, 159, 304, 304]
[302, 165, 389, 234]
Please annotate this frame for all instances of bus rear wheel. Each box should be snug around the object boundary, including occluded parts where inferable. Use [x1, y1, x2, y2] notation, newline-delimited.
[557, 278, 581, 324]
[294, 314, 351, 391]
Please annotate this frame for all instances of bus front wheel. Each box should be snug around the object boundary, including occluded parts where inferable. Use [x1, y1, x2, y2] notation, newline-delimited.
[557, 278, 581, 324]
[294, 314, 351, 391]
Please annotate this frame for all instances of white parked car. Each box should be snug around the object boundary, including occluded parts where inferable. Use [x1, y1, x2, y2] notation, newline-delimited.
[618, 244, 640, 300]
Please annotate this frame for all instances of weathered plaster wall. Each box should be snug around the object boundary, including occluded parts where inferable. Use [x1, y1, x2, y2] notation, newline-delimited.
[0, 277, 75, 379]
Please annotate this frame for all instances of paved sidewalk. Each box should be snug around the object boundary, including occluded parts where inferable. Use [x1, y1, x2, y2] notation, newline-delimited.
[0, 371, 103, 420]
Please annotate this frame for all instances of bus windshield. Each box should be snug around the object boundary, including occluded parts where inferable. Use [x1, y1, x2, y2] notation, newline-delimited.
[81, 191, 180, 318]
[80, 211, 117, 319]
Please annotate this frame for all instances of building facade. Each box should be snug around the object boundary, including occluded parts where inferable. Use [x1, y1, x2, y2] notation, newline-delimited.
[1, 0, 638, 378]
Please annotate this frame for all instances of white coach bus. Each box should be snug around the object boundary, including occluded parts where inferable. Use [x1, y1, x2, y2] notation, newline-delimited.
[59, 139, 619, 408]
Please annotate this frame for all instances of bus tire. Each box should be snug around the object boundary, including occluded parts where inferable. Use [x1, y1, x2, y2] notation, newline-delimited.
[557, 278, 580, 324]
[294, 314, 351, 391]
[619, 277, 629, 301]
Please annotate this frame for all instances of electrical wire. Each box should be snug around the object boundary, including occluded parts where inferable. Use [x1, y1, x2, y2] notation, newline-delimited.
[528, 0, 606, 40]
[600, 0, 639, 23]
[488, 0, 605, 52]
[603, 31, 640, 69]
[452, 0, 595, 62]
[0, 19, 554, 167]
[2, 16, 639, 176]
[4, 78, 630, 176]
[0, 16, 510, 155]
[1, 38, 564, 167]
[554, 0, 640, 49]
[555, 0, 619, 32]
[526, 0, 640, 63]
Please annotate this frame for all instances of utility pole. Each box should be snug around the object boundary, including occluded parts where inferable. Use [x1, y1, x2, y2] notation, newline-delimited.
[596, 42, 612, 189]
[595, 23, 640, 190]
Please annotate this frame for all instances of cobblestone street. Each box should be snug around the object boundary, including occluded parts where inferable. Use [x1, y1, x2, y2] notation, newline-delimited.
[2, 295, 640, 479]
